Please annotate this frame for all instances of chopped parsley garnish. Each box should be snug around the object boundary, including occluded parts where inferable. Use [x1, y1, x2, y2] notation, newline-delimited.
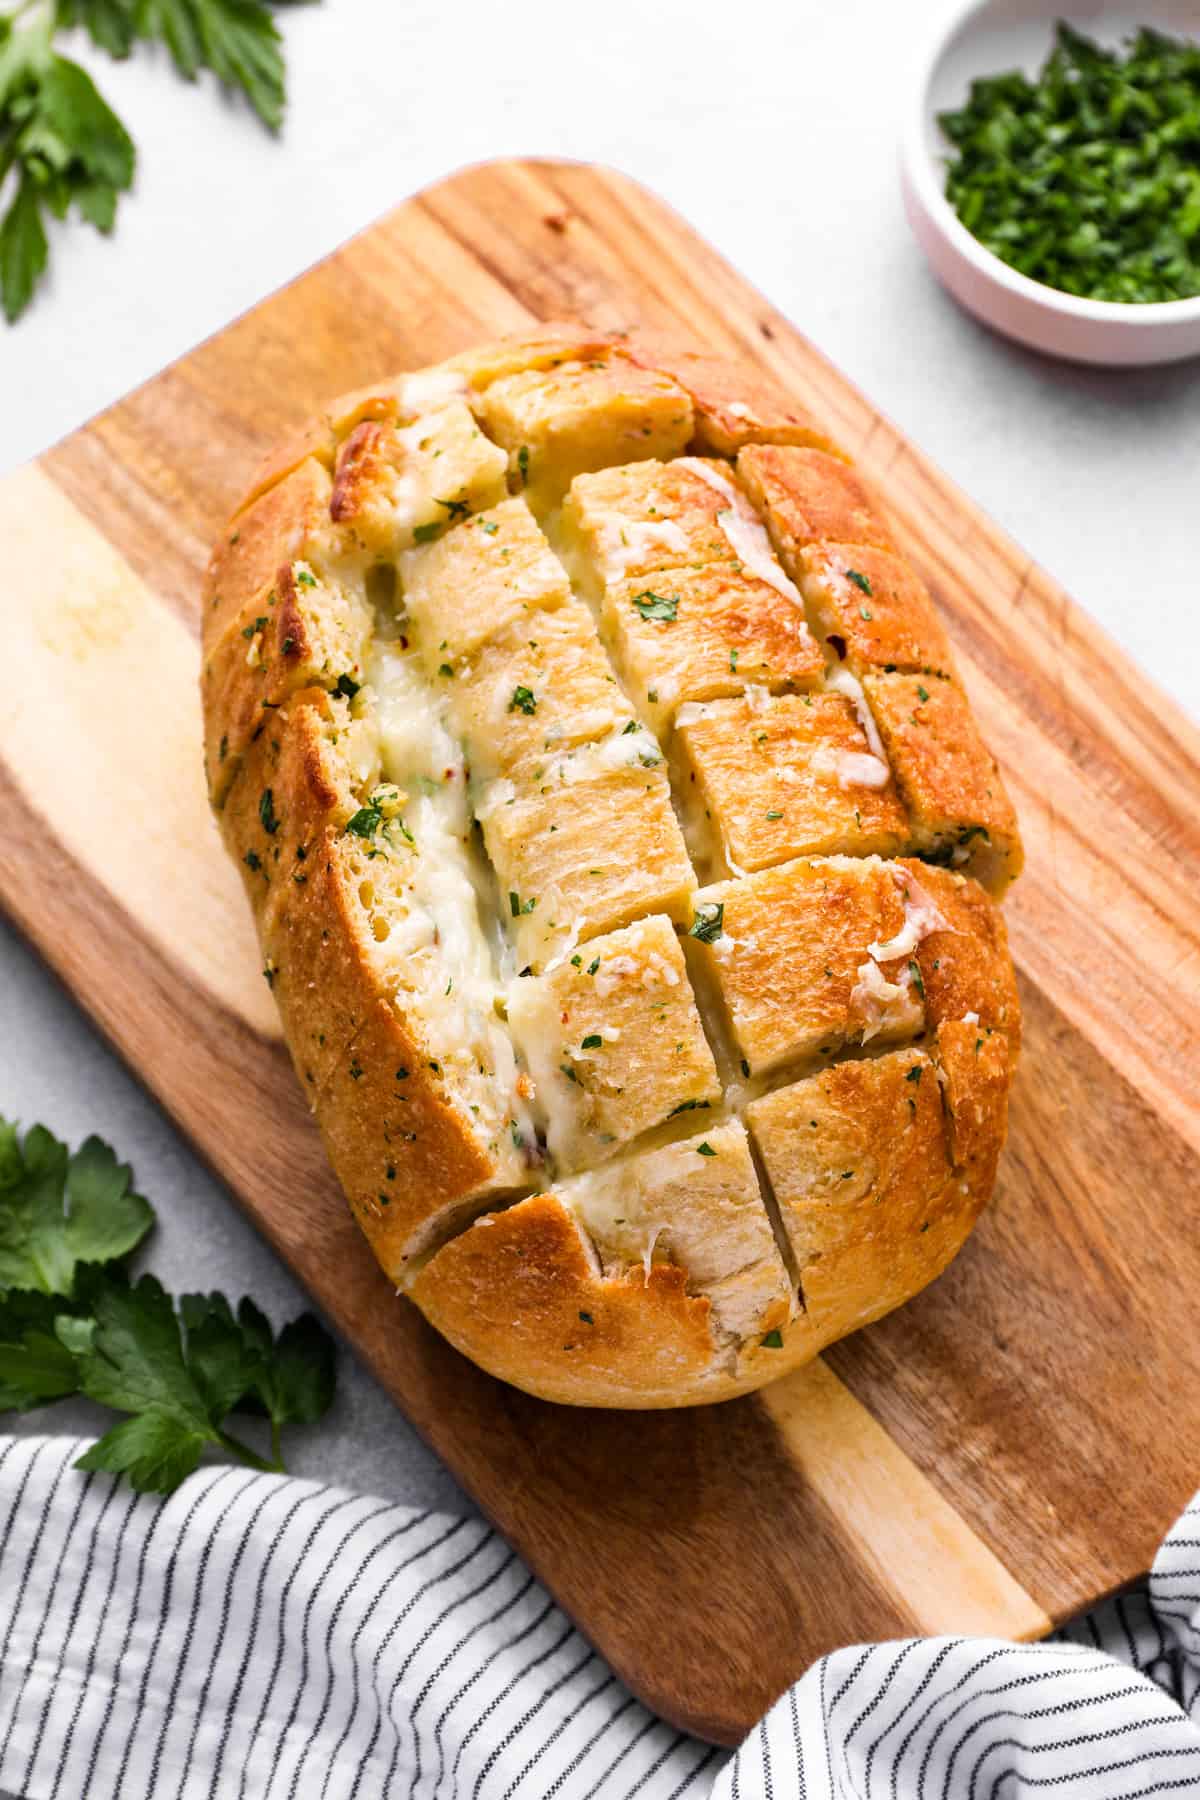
[578, 1310, 594, 1324]
[631, 590, 678, 623]
[258, 788, 280, 835]
[766, 809, 783, 821]
[243, 850, 262, 872]
[586, 957, 600, 976]
[696, 1142, 717, 1157]
[908, 958, 926, 1000]
[580, 1034, 603, 1050]
[241, 615, 268, 640]
[761, 1329, 784, 1349]
[668, 1099, 711, 1116]
[435, 495, 470, 521]
[845, 569, 872, 596]
[509, 685, 537, 715]
[939, 23, 1200, 304]
[688, 900, 724, 943]
[438, 663, 454, 678]
[509, 891, 536, 917]
[917, 684, 930, 703]
[906, 1065, 923, 1084]
[516, 446, 530, 484]
[480, 519, 499, 535]
[335, 673, 360, 699]
[621, 719, 640, 735]
[413, 521, 442, 545]
[345, 799, 383, 838]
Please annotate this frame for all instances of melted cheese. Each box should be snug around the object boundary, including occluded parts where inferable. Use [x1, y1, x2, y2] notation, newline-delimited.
[850, 957, 916, 1043]
[678, 457, 739, 505]
[825, 666, 887, 762]
[717, 508, 805, 608]
[811, 746, 892, 790]
[868, 871, 951, 961]
[598, 517, 690, 582]
[398, 367, 469, 417]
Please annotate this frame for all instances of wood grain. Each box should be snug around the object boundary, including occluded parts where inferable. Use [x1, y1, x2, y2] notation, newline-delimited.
[2, 158, 1197, 1745]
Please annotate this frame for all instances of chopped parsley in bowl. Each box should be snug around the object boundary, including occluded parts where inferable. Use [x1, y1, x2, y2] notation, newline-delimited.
[939, 22, 1200, 305]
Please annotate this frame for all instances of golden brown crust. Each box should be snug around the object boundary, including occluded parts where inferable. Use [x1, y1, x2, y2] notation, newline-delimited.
[801, 547, 957, 680]
[747, 1046, 980, 1342]
[203, 457, 333, 650]
[409, 1192, 731, 1407]
[622, 336, 845, 457]
[677, 693, 908, 872]
[896, 859, 1022, 1058]
[203, 328, 1023, 1408]
[866, 674, 1024, 893]
[737, 445, 896, 560]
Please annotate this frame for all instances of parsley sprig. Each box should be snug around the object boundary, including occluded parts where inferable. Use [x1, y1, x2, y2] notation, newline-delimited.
[939, 23, 1200, 304]
[0, 1115, 336, 1492]
[0, 0, 313, 322]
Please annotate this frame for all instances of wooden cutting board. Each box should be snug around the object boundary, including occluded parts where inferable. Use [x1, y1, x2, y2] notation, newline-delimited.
[3, 158, 1199, 1747]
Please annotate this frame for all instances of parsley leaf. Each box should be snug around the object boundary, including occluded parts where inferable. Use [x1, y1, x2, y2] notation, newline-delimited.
[508, 685, 537, 715]
[0, 1121, 152, 1297]
[3, 0, 312, 321]
[688, 900, 724, 944]
[0, 26, 135, 322]
[631, 590, 678, 623]
[0, 1116, 337, 1492]
[0, 1291, 82, 1410]
[344, 798, 383, 838]
[71, 1274, 335, 1492]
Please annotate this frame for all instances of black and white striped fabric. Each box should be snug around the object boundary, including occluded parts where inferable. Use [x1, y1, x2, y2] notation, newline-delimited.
[1, 1436, 1198, 1799]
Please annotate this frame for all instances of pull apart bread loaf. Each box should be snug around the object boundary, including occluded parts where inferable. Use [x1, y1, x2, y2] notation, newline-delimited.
[201, 326, 1023, 1407]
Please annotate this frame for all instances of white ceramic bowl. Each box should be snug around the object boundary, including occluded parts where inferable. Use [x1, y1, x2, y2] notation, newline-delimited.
[901, 0, 1200, 365]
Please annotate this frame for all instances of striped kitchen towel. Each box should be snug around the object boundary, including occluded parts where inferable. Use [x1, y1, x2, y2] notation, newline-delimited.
[0, 1437, 1198, 1798]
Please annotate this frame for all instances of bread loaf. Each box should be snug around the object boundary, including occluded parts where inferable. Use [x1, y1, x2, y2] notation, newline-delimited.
[201, 326, 1022, 1407]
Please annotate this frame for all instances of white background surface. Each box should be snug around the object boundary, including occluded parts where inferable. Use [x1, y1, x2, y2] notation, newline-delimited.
[1, 0, 1197, 1501]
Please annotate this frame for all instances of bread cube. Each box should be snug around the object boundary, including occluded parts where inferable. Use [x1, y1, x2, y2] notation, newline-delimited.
[934, 1018, 1012, 1195]
[737, 445, 895, 569]
[687, 856, 924, 1073]
[601, 563, 823, 733]
[623, 339, 843, 457]
[507, 914, 720, 1167]
[800, 546, 955, 678]
[559, 1119, 793, 1340]
[746, 1046, 955, 1334]
[451, 327, 616, 390]
[478, 748, 695, 968]
[474, 352, 693, 509]
[676, 692, 907, 874]
[203, 456, 332, 645]
[895, 860, 1022, 1051]
[202, 559, 371, 805]
[443, 598, 631, 782]
[329, 402, 507, 558]
[863, 672, 1023, 894]
[399, 497, 571, 660]
[558, 458, 749, 597]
